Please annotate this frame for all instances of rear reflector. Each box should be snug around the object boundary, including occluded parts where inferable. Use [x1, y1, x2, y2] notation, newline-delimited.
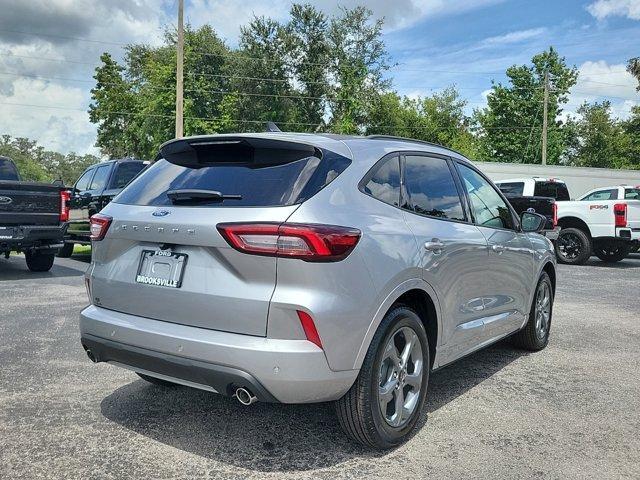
[614, 203, 627, 228]
[89, 213, 112, 241]
[297, 310, 323, 349]
[217, 222, 361, 262]
[552, 202, 558, 228]
[60, 190, 70, 222]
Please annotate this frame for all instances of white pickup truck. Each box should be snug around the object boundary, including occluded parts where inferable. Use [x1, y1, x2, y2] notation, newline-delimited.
[495, 178, 640, 265]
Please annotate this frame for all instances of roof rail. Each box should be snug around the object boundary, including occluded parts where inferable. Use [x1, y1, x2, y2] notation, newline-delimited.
[366, 135, 465, 157]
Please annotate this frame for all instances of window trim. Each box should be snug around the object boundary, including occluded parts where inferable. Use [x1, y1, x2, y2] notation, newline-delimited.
[452, 160, 521, 232]
[400, 152, 469, 223]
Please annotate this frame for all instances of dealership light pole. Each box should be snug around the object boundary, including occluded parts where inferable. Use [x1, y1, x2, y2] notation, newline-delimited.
[175, 0, 184, 138]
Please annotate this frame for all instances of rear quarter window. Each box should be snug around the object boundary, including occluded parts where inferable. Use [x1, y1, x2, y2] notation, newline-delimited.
[497, 182, 525, 196]
[115, 150, 350, 207]
[0, 158, 19, 181]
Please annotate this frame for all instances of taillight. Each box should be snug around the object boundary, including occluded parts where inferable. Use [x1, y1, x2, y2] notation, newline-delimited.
[297, 310, 323, 349]
[216, 222, 361, 262]
[60, 190, 70, 222]
[552, 202, 558, 228]
[614, 203, 627, 228]
[90, 213, 112, 241]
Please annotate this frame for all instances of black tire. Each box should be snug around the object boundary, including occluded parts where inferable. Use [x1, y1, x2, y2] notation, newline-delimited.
[56, 242, 74, 258]
[555, 227, 591, 265]
[593, 240, 630, 263]
[335, 305, 430, 449]
[25, 251, 55, 272]
[136, 373, 178, 387]
[512, 272, 553, 351]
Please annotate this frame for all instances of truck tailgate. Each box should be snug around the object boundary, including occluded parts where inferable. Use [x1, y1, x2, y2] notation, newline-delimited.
[0, 181, 61, 226]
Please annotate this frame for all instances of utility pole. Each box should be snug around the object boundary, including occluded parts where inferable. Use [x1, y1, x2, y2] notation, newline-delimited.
[175, 0, 184, 138]
[541, 70, 549, 165]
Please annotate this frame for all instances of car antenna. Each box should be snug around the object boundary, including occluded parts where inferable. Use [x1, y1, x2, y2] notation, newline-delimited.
[265, 121, 282, 132]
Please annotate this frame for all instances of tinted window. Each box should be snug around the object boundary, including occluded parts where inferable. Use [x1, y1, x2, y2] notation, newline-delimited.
[581, 189, 618, 201]
[624, 188, 640, 200]
[89, 165, 111, 191]
[403, 156, 465, 221]
[497, 182, 524, 196]
[362, 156, 401, 206]
[75, 169, 94, 191]
[458, 163, 514, 230]
[115, 151, 350, 207]
[534, 181, 570, 201]
[0, 158, 19, 181]
[112, 162, 146, 189]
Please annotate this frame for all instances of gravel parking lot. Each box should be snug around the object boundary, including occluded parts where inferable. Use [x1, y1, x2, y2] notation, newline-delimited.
[1, 253, 639, 479]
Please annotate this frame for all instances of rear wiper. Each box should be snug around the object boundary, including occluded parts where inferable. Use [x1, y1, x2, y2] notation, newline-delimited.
[166, 189, 242, 203]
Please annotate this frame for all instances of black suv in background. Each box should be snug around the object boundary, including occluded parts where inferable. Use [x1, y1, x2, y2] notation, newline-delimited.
[58, 158, 147, 257]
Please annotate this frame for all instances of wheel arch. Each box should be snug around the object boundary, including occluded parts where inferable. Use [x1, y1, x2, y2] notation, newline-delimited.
[542, 261, 556, 295]
[352, 279, 441, 371]
[557, 216, 592, 238]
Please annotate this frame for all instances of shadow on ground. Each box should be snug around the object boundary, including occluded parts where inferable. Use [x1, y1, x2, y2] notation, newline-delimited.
[0, 256, 85, 281]
[581, 256, 640, 269]
[101, 341, 525, 472]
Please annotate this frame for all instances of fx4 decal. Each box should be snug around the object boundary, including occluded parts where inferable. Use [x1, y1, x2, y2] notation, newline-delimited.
[589, 204, 609, 210]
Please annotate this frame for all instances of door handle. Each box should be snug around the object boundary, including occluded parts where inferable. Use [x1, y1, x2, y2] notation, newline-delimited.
[424, 239, 445, 254]
[492, 244, 506, 254]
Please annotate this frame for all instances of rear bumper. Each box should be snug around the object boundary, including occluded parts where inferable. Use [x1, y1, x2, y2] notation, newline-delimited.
[616, 227, 640, 241]
[79, 305, 358, 404]
[0, 224, 66, 252]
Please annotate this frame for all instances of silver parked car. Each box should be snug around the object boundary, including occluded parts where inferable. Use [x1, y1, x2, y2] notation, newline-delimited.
[80, 133, 556, 448]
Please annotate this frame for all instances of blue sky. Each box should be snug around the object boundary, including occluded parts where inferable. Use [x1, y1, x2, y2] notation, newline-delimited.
[0, 0, 638, 155]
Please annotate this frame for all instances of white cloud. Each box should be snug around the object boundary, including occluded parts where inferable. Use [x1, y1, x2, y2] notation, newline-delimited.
[587, 0, 640, 20]
[481, 28, 547, 46]
[565, 60, 639, 119]
[186, 0, 507, 43]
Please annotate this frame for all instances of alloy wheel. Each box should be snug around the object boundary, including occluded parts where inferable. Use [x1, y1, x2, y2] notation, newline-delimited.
[378, 326, 423, 428]
[534, 281, 551, 340]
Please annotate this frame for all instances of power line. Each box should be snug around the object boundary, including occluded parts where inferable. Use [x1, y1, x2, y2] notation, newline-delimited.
[0, 100, 545, 131]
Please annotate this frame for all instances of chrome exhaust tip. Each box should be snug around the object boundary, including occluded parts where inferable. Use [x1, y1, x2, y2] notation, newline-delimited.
[85, 349, 98, 363]
[235, 387, 258, 406]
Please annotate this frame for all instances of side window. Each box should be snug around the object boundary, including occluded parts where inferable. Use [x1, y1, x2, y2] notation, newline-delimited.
[89, 165, 111, 191]
[497, 182, 524, 196]
[403, 155, 465, 221]
[74, 169, 94, 191]
[581, 189, 618, 201]
[624, 188, 640, 200]
[534, 181, 570, 200]
[457, 163, 515, 230]
[112, 162, 146, 189]
[362, 156, 401, 206]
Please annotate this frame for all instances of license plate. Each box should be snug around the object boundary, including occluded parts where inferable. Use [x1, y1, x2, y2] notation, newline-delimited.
[135, 250, 187, 288]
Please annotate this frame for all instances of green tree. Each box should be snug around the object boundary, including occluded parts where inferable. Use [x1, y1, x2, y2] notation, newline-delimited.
[476, 48, 578, 164]
[628, 57, 640, 91]
[564, 101, 629, 168]
[328, 6, 392, 133]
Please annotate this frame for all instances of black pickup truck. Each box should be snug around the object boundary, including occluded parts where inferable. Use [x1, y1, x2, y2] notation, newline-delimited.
[58, 158, 147, 257]
[0, 156, 68, 271]
[500, 194, 558, 240]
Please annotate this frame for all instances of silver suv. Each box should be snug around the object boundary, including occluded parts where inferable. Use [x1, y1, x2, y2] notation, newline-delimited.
[80, 133, 556, 448]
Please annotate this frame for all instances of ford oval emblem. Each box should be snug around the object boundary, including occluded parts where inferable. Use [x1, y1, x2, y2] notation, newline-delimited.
[0, 196, 13, 205]
[152, 210, 170, 217]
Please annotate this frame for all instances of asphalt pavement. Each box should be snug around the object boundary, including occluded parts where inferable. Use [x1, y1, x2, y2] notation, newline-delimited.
[1, 252, 639, 479]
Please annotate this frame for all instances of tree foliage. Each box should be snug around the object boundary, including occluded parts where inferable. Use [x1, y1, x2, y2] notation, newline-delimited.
[0, 135, 99, 184]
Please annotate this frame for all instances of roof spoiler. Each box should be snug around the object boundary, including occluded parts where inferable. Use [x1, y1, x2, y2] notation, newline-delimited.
[159, 136, 318, 168]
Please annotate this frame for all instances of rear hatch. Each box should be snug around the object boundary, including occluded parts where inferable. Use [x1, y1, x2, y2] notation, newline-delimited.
[0, 181, 62, 226]
[89, 135, 351, 336]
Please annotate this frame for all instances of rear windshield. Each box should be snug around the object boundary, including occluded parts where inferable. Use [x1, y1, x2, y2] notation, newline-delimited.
[115, 150, 350, 207]
[534, 181, 570, 201]
[497, 182, 524, 196]
[0, 158, 20, 181]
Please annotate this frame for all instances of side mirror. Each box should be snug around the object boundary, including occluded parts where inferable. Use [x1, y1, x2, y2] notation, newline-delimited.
[521, 212, 546, 233]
